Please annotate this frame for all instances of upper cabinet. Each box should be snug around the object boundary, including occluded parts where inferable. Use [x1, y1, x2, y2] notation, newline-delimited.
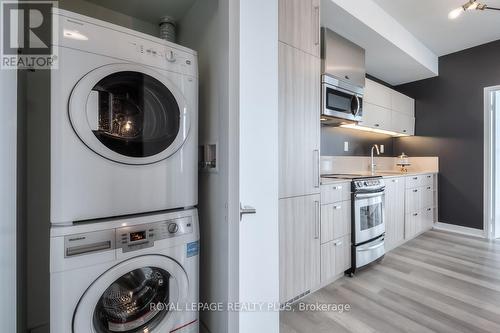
[364, 79, 391, 108]
[392, 89, 415, 116]
[361, 78, 415, 136]
[279, 0, 321, 57]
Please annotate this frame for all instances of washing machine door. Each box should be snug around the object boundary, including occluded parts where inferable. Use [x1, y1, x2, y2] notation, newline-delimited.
[69, 64, 190, 165]
[73, 255, 189, 333]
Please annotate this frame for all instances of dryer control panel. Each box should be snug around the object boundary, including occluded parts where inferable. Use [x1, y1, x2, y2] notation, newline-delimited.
[63, 217, 193, 257]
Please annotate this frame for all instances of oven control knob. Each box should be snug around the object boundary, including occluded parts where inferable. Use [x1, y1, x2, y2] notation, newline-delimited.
[167, 223, 179, 234]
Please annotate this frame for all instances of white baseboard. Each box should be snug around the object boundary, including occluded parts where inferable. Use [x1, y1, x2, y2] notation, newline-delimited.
[433, 222, 486, 238]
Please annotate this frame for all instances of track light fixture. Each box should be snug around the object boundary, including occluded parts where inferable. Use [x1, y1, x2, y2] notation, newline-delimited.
[449, 0, 500, 19]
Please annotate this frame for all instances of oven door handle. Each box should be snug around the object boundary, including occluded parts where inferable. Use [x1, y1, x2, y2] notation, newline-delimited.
[355, 191, 385, 199]
[358, 238, 385, 252]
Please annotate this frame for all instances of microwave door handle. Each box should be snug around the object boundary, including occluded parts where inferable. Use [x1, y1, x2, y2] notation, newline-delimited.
[353, 95, 361, 116]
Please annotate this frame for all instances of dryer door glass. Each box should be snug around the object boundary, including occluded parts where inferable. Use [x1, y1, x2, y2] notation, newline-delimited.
[93, 267, 170, 333]
[90, 71, 181, 158]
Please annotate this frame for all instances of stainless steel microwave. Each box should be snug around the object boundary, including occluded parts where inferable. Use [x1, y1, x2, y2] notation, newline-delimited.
[321, 75, 364, 125]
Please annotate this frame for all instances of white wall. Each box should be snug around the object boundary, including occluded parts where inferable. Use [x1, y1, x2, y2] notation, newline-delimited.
[0, 68, 17, 331]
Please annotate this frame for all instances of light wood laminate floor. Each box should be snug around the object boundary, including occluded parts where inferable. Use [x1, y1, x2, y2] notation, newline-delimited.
[280, 230, 500, 333]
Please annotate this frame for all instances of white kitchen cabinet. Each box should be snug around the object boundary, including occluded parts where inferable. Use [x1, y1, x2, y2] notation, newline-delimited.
[404, 173, 436, 240]
[320, 182, 350, 204]
[405, 211, 421, 240]
[320, 200, 351, 244]
[391, 111, 415, 136]
[279, 0, 320, 57]
[320, 234, 351, 284]
[279, 195, 321, 304]
[363, 78, 415, 136]
[359, 102, 392, 130]
[384, 177, 405, 252]
[391, 90, 415, 116]
[364, 78, 391, 109]
[278, 42, 320, 199]
[423, 206, 435, 231]
[405, 187, 422, 213]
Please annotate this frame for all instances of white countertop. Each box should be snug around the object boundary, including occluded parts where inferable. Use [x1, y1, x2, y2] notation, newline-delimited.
[320, 170, 438, 185]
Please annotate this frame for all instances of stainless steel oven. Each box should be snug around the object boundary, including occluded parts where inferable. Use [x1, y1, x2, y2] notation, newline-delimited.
[354, 189, 385, 245]
[351, 177, 385, 273]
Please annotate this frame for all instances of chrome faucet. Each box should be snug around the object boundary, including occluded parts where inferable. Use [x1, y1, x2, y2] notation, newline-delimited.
[370, 144, 380, 175]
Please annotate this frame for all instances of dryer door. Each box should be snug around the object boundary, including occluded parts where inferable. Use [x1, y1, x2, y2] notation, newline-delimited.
[69, 64, 190, 165]
[73, 255, 189, 333]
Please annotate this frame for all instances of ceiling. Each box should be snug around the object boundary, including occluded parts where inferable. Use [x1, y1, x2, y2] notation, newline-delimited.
[322, 0, 438, 85]
[373, 0, 500, 56]
[85, 0, 197, 23]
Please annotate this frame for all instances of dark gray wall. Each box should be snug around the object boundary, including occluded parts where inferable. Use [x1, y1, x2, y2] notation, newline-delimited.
[321, 126, 394, 156]
[395, 39, 500, 230]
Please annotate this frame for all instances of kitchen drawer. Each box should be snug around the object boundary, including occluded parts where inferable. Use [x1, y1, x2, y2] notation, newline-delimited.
[422, 174, 435, 186]
[321, 182, 350, 205]
[405, 211, 421, 240]
[405, 175, 424, 188]
[320, 201, 351, 244]
[405, 187, 422, 213]
[422, 185, 434, 208]
[320, 234, 351, 283]
[422, 206, 435, 231]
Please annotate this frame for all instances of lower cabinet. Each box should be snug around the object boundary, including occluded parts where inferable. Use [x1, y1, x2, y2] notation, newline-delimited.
[279, 194, 321, 304]
[384, 177, 405, 251]
[320, 234, 351, 283]
[404, 174, 437, 240]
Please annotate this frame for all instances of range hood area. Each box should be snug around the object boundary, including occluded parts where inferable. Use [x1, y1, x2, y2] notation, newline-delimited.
[321, 28, 366, 126]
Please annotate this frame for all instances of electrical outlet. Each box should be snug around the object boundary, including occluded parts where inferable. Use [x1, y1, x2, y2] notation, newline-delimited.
[344, 141, 349, 152]
[380, 145, 385, 154]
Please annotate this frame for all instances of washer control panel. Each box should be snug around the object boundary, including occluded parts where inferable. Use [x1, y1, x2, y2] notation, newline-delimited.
[117, 216, 193, 253]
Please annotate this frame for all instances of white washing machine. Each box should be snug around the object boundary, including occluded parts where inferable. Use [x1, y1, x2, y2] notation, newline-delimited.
[51, 9, 198, 224]
[50, 209, 199, 333]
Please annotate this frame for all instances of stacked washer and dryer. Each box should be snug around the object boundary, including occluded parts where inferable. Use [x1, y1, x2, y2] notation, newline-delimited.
[49, 9, 199, 333]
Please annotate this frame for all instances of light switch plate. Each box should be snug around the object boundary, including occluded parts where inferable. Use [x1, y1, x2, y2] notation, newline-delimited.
[344, 141, 349, 152]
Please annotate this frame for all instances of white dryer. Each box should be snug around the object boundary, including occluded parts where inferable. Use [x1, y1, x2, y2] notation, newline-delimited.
[50, 209, 199, 333]
[51, 9, 198, 224]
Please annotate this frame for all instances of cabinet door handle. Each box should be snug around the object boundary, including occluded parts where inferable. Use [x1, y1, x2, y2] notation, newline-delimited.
[427, 186, 431, 190]
[427, 208, 432, 211]
[332, 186, 342, 190]
[413, 177, 418, 180]
[335, 241, 343, 246]
[313, 149, 320, 188]
[314, 200, 320, 239]
[413, 213, 418, 216]
[392, 179, 398, 183]
[374, 124, 380, 127]
[413, 189, 418, 193]
[314, 6, 320, 46]
[334, 205, 341, 210]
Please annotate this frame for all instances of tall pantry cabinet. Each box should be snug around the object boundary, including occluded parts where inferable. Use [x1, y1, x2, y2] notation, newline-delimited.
[278, 0, 321, 304]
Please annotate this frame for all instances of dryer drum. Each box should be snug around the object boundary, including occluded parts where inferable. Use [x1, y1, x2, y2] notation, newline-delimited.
[92, 267, 170, 332]
[92, 71, 181, 158]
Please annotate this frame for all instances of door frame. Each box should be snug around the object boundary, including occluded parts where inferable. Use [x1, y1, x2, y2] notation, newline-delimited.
[483, 85, 500, 239]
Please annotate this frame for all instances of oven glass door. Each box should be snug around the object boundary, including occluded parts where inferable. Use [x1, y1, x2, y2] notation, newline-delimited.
[354, 193, 385, 244]
[323, 85, 362, 120]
